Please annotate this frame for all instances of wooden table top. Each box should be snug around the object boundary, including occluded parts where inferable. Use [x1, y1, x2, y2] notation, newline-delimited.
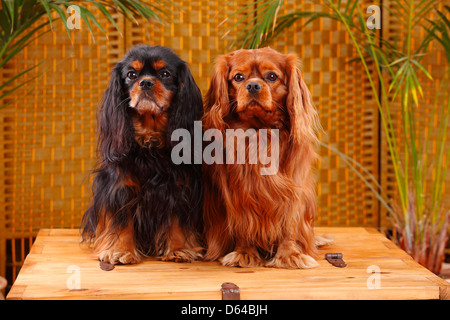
[7, 227, 450, 300]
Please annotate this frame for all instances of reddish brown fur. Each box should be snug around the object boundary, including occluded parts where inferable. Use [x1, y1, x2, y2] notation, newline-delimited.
[160, 218, 203, 262]
[94, 214, 141, 264]
[203, 47, 323, 269]
[153, 60, 167, 70]
[129, 77, 174, 113]
[131, 60, 144, 71]
[151, 80, 172, 107]
[132, 111, 168, 148]
[128, 75, 173, 148]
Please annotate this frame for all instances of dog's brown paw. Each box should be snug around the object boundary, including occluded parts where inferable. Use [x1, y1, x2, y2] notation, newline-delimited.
[266, 239, 319, 269]
[98, 249, 140, 265]
[161, 247, 203, 263]
[266, 252, 319, 269]
[220, 250, 264, 268]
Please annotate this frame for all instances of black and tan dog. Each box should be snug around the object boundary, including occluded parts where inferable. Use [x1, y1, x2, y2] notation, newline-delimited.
[82, 45, 203, 265]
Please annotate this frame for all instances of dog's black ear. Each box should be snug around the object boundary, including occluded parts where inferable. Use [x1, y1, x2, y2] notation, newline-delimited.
[98, 64, 134, 163]
[167, 62, 203, 146]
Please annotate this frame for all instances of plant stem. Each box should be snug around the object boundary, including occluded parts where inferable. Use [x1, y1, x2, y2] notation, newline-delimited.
[336, 2, 407, 213]
[406, 0, 413, 58]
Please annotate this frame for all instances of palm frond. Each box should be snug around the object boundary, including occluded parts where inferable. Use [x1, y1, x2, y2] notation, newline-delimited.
[223, 0, 284, 49]
[425, 5, 450, 63]
[0, 0, 171, 110]
[424, 6, 450, 224]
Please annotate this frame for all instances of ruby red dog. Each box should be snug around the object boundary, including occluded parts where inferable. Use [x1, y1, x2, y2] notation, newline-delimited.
[202, 47, 331, 268]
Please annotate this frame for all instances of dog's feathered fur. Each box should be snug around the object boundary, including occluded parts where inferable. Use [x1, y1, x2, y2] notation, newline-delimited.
[81, 45, 203, 264]
[202, 47, 330, 268]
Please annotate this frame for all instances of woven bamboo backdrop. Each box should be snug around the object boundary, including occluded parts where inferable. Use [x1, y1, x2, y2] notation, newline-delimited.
[380, 0, 450, 226]
[0, 0, 448, 287]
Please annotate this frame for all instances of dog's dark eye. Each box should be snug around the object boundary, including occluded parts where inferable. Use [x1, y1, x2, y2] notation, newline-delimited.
[233, 73, 245, 82]
[266, 72, 278, 82]
[127, 71, 137, 80]
[159, 71, 171, 79]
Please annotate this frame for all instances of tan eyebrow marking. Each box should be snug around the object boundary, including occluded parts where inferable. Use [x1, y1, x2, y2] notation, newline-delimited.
[131, 60, 144, 71]
[153, 60, 167, 70]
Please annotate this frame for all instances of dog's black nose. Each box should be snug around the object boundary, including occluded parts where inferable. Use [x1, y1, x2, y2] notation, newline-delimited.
[246, 82, 262, 94]
[139, 79, 154, 90]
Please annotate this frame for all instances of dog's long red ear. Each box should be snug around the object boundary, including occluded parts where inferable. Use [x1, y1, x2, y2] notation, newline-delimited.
[203, 55, 230, 131]
[285, 55, 320, 256]
[285, 54, 320, 145]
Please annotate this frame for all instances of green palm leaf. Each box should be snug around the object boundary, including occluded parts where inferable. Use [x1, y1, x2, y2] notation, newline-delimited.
[224, 0, 284, 49]
[0, 0, 172, 110]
